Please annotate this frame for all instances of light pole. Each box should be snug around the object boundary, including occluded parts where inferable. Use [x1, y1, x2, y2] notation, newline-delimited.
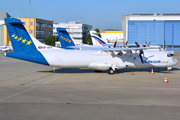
[29, 0, 31, 34]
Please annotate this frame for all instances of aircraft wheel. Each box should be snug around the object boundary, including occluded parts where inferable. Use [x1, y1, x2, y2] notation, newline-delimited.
[166, 67, 172, 72]
[107, 68, 114, 74]
[95, 70, 102, 73]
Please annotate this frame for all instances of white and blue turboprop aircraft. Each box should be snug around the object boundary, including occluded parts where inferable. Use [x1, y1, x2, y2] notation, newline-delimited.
[4, 18, 178, 74]
[57, 27, 111, 50]
[57, 28, 156, 50]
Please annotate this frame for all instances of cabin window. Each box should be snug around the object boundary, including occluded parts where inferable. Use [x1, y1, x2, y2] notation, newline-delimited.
[167, 54, 171, 57]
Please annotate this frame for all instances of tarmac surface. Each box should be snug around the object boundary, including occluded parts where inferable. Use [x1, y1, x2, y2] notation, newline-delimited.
[0, 51, 180, 120]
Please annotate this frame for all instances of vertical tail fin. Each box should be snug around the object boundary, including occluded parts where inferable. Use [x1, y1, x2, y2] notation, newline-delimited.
[90, 31, 106, 45]
[56, 28, 75, 48]
[4, 18, 37, 52]
[4, 18, 50, 65]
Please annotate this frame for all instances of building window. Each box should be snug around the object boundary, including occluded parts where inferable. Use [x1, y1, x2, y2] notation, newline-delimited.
[36, 22, 45, 27]
[36, 23, 40, 27]
[68, 32, 82, 34]
[48, 24, 52, 28]
[36, 38, 44, 42]
[83, 27, 89, 30]
[49, 31, 52, 35]
[41, 23, 45, 27]
[31, 22, 33, 26]
[73, 37, 82, 40]
[36, 30, 45, 34]
[30, 30, 33, 34]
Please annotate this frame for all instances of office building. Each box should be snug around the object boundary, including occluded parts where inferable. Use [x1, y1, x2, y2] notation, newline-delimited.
[53, 21, 92, 43]
[18, 18, 53, 42]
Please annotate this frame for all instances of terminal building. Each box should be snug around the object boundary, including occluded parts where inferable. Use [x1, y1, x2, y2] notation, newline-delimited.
[122, 14, 180, 50]
[53, 22, 92, 43]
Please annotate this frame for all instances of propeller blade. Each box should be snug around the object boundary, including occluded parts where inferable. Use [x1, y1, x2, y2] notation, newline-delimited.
[139, 54, 143, 63]
[139, 50, 144, 63]
[114, 41, 117, 48]
[135, 41, 140, 47]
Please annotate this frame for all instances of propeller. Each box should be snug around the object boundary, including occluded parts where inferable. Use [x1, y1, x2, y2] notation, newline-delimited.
[145, 42, 148, 47]
[135, 41, 144, 63]
[139, 50, 144, 63]
[135, 40, 140, 47]
[114, 40, 117, 48]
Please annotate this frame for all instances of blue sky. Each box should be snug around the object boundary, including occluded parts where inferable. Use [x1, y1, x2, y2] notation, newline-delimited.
[1, 0, 180, 30]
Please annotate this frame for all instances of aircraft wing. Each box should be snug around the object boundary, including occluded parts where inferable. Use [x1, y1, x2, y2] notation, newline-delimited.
[102, 46, 160, 52]
[66, 46, 107, 50]
[100, 46, 161, 57]
[101, 43, 136, 47]
[67, 45, 160, 52]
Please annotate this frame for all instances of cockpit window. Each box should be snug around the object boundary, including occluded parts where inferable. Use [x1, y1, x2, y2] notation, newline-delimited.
[167, 54, 171, 57]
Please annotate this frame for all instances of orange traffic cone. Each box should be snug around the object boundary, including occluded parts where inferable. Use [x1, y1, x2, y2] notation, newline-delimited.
[151, 69, 154, 74]
[164, 76, 168, 83]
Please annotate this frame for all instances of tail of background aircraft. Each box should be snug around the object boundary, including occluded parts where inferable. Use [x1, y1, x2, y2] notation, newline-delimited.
[90, 31, 106, 46]
[56, 28, 76, 48]
[4, 18, 52, 65]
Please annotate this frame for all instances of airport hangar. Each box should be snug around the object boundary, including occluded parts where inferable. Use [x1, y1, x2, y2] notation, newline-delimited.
[121, 14, 180, 51]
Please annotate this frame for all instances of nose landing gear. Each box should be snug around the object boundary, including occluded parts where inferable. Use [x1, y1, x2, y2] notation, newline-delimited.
[166, 67, 172, 72]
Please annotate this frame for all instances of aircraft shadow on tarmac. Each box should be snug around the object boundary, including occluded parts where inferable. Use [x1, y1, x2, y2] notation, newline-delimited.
[38, 68, 100, 74]
[38, 67, 180, 74]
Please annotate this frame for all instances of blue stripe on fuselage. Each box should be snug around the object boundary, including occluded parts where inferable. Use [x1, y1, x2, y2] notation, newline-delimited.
[6, 51, 49, 65]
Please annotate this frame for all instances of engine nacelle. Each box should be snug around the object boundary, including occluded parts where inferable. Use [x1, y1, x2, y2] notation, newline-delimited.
[88, 62, 127, 70]
[88, 62, 111, 70]
[117, 63, 127, 69]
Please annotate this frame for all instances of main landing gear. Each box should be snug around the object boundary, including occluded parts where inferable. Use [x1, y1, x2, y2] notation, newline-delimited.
[107, 67, 117, 74]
